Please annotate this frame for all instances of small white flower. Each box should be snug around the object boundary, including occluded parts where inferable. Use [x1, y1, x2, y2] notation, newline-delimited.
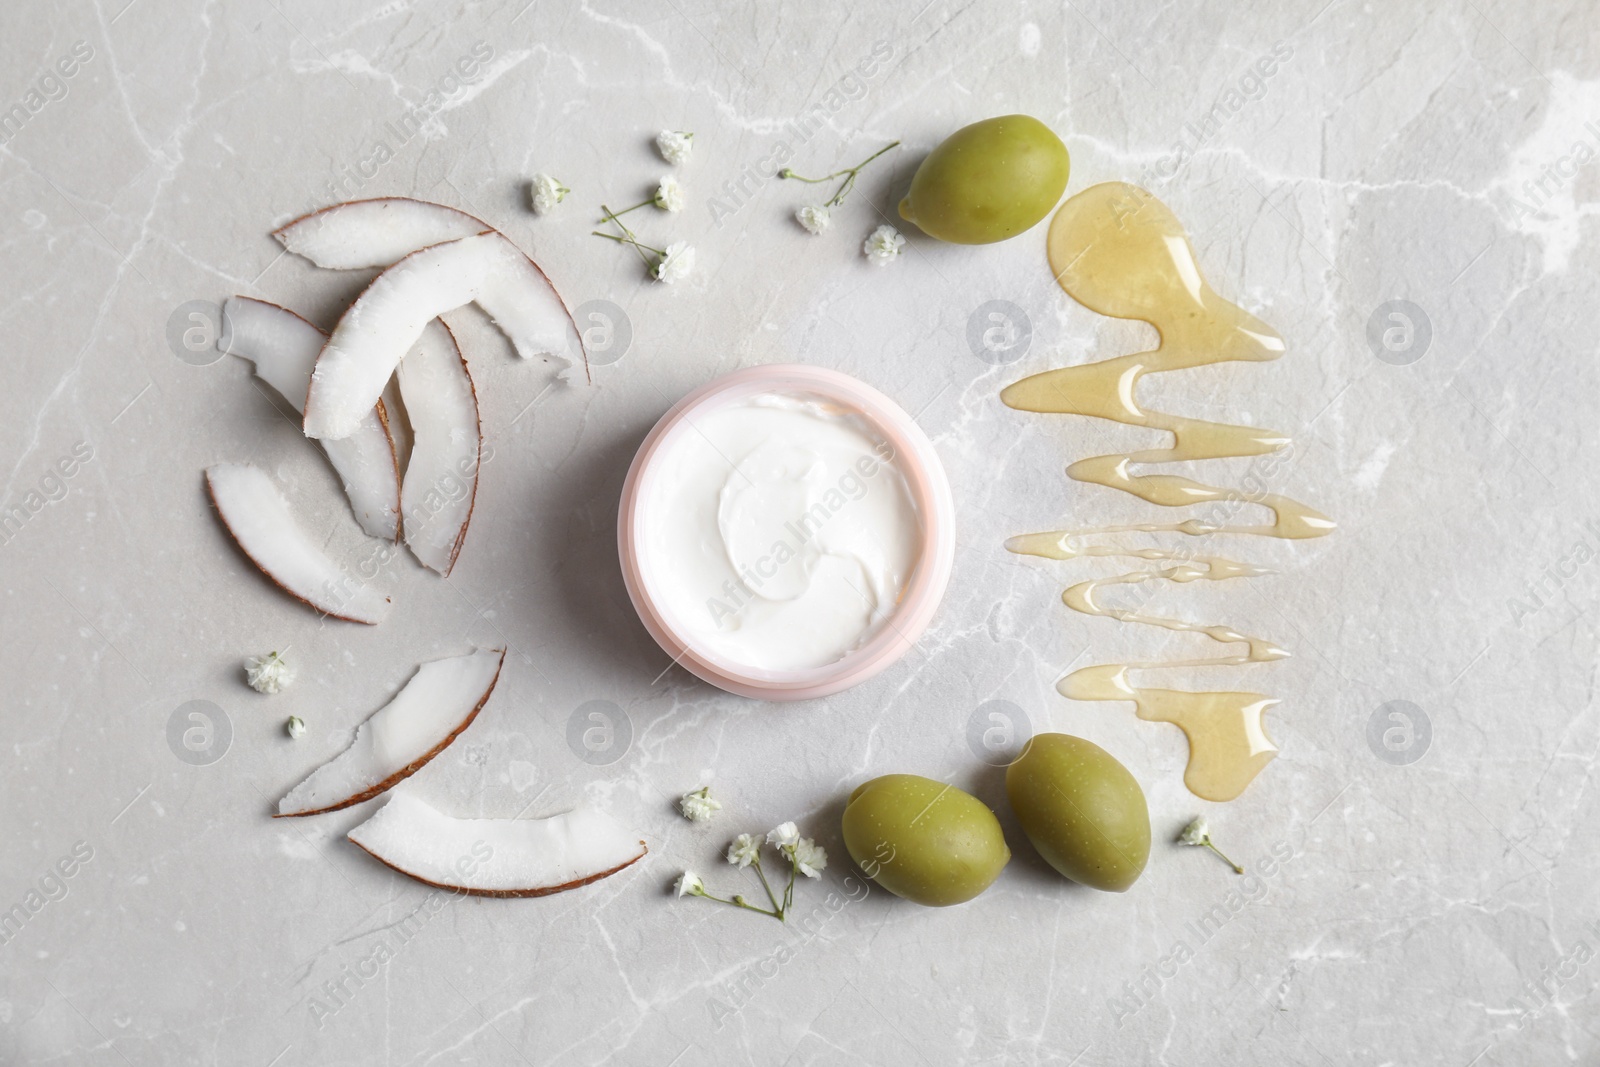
[529, 172, 569, 215]
[1178, 816, 1242, 873]
[726, 833, 762, 868]
[285, 715, 306, 740]
[245, 650, 295, 694]
[766, 821, 800, 849]
[791, 838, 827, 879]
[795, 204, 831, 235]
[654, 241, 695, 284]
[656, 130, 694, 166]
[863, 224, 905, 265]
[675, 871, 705, 897]
[655, 174, 686, 213]
[678, 786, 721, 823]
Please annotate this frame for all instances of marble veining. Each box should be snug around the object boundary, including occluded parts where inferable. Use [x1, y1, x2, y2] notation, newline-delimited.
[1, 0, 1598, 1064]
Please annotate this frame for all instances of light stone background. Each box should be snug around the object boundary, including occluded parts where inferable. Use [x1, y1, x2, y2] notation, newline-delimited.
[2, 0, 1597, 1063]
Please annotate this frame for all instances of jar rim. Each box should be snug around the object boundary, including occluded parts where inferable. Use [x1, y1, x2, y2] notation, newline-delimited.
[617, 364, 955, 701]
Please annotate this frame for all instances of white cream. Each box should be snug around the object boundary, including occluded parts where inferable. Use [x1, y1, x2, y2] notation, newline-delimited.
[641, 392, 922, 671]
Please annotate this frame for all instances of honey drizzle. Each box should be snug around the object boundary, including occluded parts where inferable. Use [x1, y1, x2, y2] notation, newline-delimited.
[1002, 181, 1334, 802]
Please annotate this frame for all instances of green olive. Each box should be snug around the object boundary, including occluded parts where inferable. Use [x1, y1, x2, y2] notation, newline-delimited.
[1006, 733, 1150, 892]
[898, 115, 1070, 244]
[841, 774, 1010, 907]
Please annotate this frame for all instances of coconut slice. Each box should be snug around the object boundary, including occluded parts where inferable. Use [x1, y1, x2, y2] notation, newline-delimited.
[273, 197, 489, 270]
[205, 463, 392, 624]
[304, 231, 580, 440]
[396, 319, 480, 575]
[219, 296, 401, 541]
[276, 649, 504, 817]
[347, 790, 648, 898]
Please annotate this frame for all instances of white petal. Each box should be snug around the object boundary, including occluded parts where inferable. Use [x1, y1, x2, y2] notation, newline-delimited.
[245, 652, 295, 694]
[656, 176, 686, 212]
[796, 205, 830, 235]
[656, 131, 693, 165]
[530, 174, 565, 215]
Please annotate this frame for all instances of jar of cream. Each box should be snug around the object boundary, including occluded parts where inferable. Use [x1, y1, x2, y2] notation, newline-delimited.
[618, 365, 955, 700]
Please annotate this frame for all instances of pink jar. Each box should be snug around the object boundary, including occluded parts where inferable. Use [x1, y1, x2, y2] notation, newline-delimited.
[617, 364, 955, 701]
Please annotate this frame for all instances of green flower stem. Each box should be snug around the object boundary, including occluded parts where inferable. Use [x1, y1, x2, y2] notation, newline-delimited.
[778, 141, 900, 207]
[751, 856, 783, 915]
[781, 848, 798, 914]
[599, 205, 646, 245]
[598, 205, 656, 264]
[1204, 840, 1244, 874]
[599, 204, 635, 235]
[591, 206, 663, 269]
[604, 198, 655, 219]
[590, 230, 667, 257]
[692, 888, 783, 920]
[729, 894, 784, 920]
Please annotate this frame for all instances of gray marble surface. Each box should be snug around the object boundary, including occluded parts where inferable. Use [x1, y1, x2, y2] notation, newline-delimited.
[4, 0, 1599, 1063]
